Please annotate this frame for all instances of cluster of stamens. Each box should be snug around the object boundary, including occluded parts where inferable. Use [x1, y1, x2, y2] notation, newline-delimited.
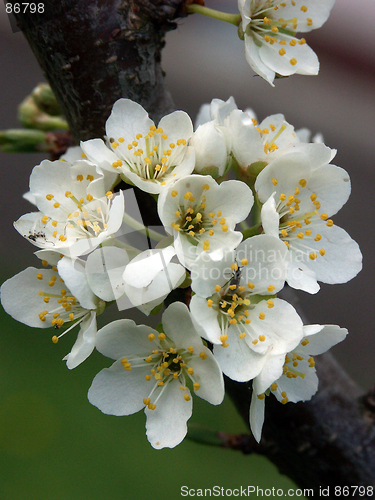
[272, 177, 333, 261]
[41, 179, 114, 243]
[170, 184, 229, 250]
[248, 0, 313, 68]
[252, 121, 288, 154]
[35, 265, 90, 343]
[110, 125, 187, 183]
[119, 332, 207, 411]
[207, 262, 276, 348]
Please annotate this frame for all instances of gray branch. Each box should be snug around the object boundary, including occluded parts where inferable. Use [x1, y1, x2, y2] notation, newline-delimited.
[11, 0, 375, 494]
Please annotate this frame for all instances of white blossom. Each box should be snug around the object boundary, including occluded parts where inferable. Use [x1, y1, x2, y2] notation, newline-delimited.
[190, 237, 304, 382]
[238, 0, 336, 85]
[255, 144, 362, 293]
[14, 158, 124, 258]
[81, 99, 195, 194]
[88, 302, 224, 449]
[157, 174, 253, 269]
[0, 256, 106, 369]
[250, 324, 348, 442]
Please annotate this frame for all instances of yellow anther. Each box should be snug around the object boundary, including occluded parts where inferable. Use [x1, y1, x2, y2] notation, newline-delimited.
[309, 252, 317, 260]
[299, 179, 307, 187]
[320, 214, 328, 222]
[187, 367, 194, 375]
[272, 178, 278, 186]
[307, 17, 312, 25]
[319, 248, 326, 256]
[215, 285, 221, 292]
[280, 193, 286, 201]
[267, 285, 275, 292]
[174, 211, 181, 217]
[279, 48, 286, 56]
[326, 220, 334, 227]
[272, 26, 279, 33]
[297, 232, 304, 239]
[252, 339, 258, 345]
[271, 383, 278, 391]
[199, 352, 207, 360]
[193, 383, 200, 391]
[305, 230, 312, 236]
[267, 300, 274, 308]
[257, 394, 265, 400]
[184, 394, 191, 402]
[259, 313, 265, 321]
[158, 332, 166, 340]
[171, 190, 178, 197]
[207, 299, 213, 308]
[52, 335, 58, 344]
[148, 333, 155, 341]
[281, 397, 289, 405]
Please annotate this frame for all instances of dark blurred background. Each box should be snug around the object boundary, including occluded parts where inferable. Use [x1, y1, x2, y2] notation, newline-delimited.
[0, 1, 374, 498]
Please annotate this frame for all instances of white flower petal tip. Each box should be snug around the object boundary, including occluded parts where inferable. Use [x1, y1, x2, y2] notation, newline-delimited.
[157, 175, 253, 269]
[88, 302, 224, 449]
[238, 0, 336, 85]
[82, 99, 195, 194]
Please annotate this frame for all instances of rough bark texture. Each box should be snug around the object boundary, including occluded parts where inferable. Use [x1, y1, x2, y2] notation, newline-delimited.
[11, 0, 375, 495]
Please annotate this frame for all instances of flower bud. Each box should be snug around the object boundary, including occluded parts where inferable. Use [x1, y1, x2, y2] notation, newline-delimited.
[190, 121, 230, 178]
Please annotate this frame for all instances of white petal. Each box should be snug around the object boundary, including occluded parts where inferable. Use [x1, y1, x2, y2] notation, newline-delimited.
[95, 319, 158, 360]
[275, 0, 336, 33]
[259, 37, 319, 77]
[225, 109, 264, 168]
[189, 295, 222, 344]
[80, 138, 120, 173]
[86, 246, 130, 301]
[244, 34, 275, 86]
[145, 379, 192, 449]
[187, 353, 224, 405]
[253, 353, 285, 395]
[191, 122, 229, 177]
[158, 110, 193, 145]
[88, 358, 151, 416]
[301, 325, 348, 356]
[161, 302, 205, 351]
[65, 311, 97, 369]
[275, 360, 318, 403]
[57, 257, 97, 310]
[106, 98, 153, 145]
[123, 246, 176, 288]
[260, 195, 280, 238]
[249, 388, 265, 443]
[300, 224, 362, 284]
[214, 333, 268, 382]
[0, 267, 58, 328]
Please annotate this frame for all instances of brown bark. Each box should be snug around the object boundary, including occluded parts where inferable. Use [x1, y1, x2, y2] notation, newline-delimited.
[11, 0, 375, 495]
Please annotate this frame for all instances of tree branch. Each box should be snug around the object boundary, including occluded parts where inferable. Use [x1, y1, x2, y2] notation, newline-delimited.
[12, 0, 375, 494]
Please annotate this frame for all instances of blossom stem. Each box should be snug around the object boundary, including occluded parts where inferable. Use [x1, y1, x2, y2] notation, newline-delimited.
[122, 212, 164, 242]
[186, 4, 241, 27]
[242, 222, 262, 240]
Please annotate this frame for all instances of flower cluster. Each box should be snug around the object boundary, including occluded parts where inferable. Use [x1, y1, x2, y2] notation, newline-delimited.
[1, 96, 361, 447]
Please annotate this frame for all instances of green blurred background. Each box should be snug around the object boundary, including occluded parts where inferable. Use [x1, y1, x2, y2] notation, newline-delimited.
[1, 0, 374, 498]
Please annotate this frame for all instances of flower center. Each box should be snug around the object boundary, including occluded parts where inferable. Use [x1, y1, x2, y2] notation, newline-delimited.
[170, 184, 229, 250]
[272, 177, 332, 261]
[110, 126, 187, 183]
[119, 333, 207, 411]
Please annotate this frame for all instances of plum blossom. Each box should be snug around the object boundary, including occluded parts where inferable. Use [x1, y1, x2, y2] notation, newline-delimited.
[250, 324, 348, 441]
[0, 256, 106, 369]
[190, 236, 304, 382]
[158, 174, 253, 269]
[88, 302, 224, 449]
[255, 144, 362, 293]
[14, 157, 124, 258]
[238, 0, 336, 85]
[81, 99, 195, 194]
